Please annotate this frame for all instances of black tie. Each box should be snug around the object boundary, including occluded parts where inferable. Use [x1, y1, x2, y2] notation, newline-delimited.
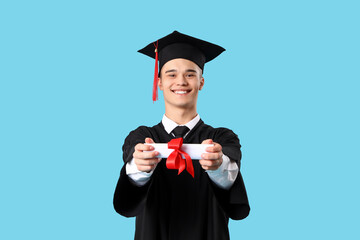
[172, 126, 190, 138]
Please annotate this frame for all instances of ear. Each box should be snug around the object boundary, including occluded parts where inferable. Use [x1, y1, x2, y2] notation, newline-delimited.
[199, 77, 204, 90]
[158, 77, 163, 91]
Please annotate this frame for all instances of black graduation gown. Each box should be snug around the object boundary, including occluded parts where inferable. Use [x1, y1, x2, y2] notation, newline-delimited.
[113, 119, 250, 240]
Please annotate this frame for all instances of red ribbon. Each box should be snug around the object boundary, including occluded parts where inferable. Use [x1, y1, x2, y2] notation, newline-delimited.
[166, 138, 194, 178]
[152, 41, 159, 102]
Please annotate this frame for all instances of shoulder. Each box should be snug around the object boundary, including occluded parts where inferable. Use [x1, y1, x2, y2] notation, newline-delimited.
[124, 123, 163, 144]
[126, 124, 159, 138]
[200, 122, 239, 141]
[127, 125, 153, 136]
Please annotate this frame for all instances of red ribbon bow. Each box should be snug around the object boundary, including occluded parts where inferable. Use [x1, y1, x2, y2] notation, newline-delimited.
[166, 138, 194, 178]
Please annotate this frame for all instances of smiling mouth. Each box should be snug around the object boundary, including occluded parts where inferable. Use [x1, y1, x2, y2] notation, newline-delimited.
[171, 90, 191, 95]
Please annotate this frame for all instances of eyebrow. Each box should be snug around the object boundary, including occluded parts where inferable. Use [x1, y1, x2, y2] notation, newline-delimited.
[165, 69, 177, 74]
[164, 69, 198, 74]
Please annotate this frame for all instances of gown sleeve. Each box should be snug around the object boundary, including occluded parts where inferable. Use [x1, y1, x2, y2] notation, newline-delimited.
[113, 126, 153, 217]
[211, 128, 250, 220]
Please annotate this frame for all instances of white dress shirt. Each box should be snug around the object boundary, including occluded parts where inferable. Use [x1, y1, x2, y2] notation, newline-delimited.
[126, 114, 239, 190]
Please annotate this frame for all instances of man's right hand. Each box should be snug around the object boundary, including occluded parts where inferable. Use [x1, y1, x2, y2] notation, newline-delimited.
[133, 138, 161, 173]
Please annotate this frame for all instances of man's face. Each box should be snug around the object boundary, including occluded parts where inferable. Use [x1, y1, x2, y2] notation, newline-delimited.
[158, 58, 204, 110]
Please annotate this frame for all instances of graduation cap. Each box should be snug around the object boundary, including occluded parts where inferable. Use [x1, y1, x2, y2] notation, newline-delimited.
[138, 31, 225, 102]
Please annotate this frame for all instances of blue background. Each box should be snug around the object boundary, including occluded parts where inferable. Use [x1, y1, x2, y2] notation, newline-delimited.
[1, 0, 359, 239]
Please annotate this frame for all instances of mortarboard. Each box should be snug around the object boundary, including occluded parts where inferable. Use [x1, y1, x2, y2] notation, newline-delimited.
[138, 31, 225, 102]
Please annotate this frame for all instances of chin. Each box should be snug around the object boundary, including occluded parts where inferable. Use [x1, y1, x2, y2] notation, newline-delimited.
[163, 93, 198, 109]
[170, 101, 196, 109]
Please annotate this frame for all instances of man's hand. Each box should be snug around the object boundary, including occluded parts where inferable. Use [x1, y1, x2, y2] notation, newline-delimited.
[199, 139, 223, 171]
[133, 138, 161, 173]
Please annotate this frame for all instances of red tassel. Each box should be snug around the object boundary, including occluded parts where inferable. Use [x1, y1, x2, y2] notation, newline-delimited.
[153, 41, 159, 102]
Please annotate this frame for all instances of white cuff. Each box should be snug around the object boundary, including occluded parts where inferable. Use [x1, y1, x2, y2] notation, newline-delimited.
[126, 159, 154, 187]
[206, 154, 239, 190]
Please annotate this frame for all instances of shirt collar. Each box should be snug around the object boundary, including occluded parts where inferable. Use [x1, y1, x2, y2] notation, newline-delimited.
[162, 114, 201, 136]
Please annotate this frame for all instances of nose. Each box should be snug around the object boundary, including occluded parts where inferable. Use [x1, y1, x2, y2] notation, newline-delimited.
[175, 75, 188, 86]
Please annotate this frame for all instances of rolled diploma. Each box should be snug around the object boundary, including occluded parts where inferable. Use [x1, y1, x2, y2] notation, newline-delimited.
[145, 143, 214, 160]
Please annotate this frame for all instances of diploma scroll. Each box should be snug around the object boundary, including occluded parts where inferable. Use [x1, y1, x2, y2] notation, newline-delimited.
[145, 143, 214, 160]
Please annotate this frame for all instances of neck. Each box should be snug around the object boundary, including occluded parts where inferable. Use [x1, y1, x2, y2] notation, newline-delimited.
[164, 105, 198, 125]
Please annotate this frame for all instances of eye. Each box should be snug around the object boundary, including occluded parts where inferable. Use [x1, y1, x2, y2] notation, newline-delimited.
[167, 74, 176, 78]
[186, 74, 195, 78]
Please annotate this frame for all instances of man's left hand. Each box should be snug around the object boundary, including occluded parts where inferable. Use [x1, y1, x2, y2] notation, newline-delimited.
[199, 139, 223, 171]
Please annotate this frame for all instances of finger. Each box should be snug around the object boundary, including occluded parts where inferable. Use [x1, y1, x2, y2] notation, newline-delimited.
[206, 143, 222, 153]
[205, 142, 222, 152]
[202, 139, 213, 144]
[136, 165, 156, 172]
[145, 138, 155, 144]
[199, 159, 222, 168]
[134, 151, 159, 159]
[135, 158, 161, 172]
[201, 165, 220, 171]
[201, 152, 222, 160]
[135, 158, 161, 166]
[135, 143, 155, 152]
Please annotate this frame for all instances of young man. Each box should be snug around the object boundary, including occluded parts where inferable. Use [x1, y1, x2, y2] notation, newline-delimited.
[113, 31, 250, 240]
